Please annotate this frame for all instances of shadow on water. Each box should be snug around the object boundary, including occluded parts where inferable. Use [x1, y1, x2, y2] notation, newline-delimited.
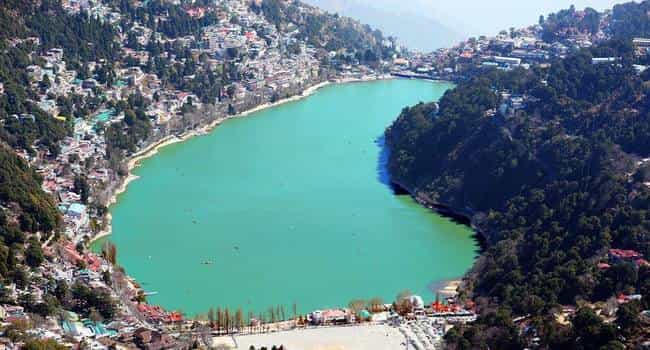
[375, 134, 487, 255]
[375, 135, 408, 195]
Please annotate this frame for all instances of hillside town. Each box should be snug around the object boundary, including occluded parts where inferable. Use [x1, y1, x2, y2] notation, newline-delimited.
[0, 0, 459, 349]
[393, 6, 650, 80]
[0, 0, 648, 349]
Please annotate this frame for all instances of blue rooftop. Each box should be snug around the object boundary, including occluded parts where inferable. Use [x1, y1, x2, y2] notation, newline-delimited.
[68, 203, 86, 215]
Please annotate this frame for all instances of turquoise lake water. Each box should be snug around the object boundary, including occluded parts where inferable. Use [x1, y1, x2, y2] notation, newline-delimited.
[92, 79, 476, 316]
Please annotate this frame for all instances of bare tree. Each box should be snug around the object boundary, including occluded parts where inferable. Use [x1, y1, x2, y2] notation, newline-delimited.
[208, 307, 215, 328]
[216, 307, 223, 334]
[236, 308, 244, 331]
[224, 308, 231, 334]
[368, 297, 384, 313]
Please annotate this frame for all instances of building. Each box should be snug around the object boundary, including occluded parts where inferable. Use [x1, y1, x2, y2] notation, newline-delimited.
[410, 295, 425, 311]
[393, 58, 409, 66]
[133, 327, 175, 350]
[309, 309, 349, 325]
[67, 203, 87, 220]
[592, 57, 618, 65]
[609, 249, 643, 262]
[632, 37, 650, 48]
[493, 56, 522, 66]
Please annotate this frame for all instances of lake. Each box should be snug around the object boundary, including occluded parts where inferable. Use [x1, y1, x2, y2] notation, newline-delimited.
[92, 79, 476, 317]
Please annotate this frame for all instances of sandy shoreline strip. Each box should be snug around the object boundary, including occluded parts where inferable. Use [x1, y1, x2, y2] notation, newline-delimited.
[89, 76, 393, 244]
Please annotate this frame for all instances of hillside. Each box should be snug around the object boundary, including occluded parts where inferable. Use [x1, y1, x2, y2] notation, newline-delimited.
[386, 18, 650, 350]
[252, 0, 396, 63]
[0, 0, 403, 346]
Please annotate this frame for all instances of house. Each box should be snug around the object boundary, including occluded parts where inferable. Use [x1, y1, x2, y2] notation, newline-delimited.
[82, 79, 98, 90]
[409, 295, 425, 310]
[592, 57, 618, 65]
[597, 262, 611, 270]
[493, 56, 522, 66]
[617, 293, 643, 304]
[309, 309, 349, 325]
[393, 58, 409, 66]
[46, 48, 64, 62]
[636, 259, 650, 268]
[633, 38, 650, 47]
[26, 65, 42, 80]
[133, 328, 175, 350]
[609, 249, 643, 262]
[67, 203, 87, 220]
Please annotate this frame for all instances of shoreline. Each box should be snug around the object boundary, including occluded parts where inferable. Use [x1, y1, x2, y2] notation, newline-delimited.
[85, 75, 474, 331]
[89, 75, 394, 245]
[388, 177, 487, 242]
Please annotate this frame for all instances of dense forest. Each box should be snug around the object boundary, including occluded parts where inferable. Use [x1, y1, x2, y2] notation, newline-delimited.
[610, 1, 650, 38]
[0, 145, 60, 291]
[387, 19, 650, 350]
[541, 5, 601, 42]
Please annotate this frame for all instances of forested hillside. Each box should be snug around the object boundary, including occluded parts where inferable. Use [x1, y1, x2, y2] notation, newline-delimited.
[387, 14, 650, 350]
[0, 0, 69, 263]
[0, 146, 59, 281]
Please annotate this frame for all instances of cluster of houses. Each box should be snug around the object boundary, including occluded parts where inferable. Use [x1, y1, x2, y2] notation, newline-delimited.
[394, 9, 650, 80]
[19, 0, 360, 246]
[135, 304, 183, 325]
[599, 248, 650, 271]
[0, 236, 196, 349]
[0, 0, 396, 348]
[308, 293, 476, 326]
[3, 0, 648, 348]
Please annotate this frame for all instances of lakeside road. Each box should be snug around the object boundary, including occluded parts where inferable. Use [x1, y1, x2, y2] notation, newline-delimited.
[213, 324, 407, 350]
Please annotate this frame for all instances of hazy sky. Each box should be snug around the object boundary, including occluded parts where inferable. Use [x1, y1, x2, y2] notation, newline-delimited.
[349, 0, 623, 37]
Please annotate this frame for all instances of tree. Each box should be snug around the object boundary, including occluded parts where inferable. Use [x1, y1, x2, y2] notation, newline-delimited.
[615, 301, 641, 337]
[208, 307, 215, 327]
[89, 308, 103, 323]
[102, 270, 111, 285]
[368, 297, 384, 313]
[39, 74, 51, 93]
[225, 308, 231, 333]
[571, 308, 616, 349]
[348, 299, 366, 320]
[102, 241, 117, 265]
[73, 175, 90, 203]
[216, 307, 223, 333]
[25, 239, 45, 267]
[22, 339, 67, 350]
[236, 308, 244, 331]
[395, 290, 413, 315]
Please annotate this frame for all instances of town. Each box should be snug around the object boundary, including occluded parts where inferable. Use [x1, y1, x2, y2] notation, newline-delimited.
[0, 0, 648, 349]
